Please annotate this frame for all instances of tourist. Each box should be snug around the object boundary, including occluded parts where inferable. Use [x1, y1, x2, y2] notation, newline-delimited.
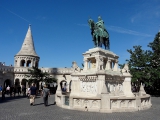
[13, 86, 17, 97]
[0, 85, 2, 93]
[27, 87, 30, 99]
[29, 83, 37, 106]
[17, 85, 21, 95]
[6, 85, 10, 95]
[2, 88, 6, 100]
[63, 83, 67, 92]
[41, 84, 50, 106]
[22, 85, 26, 96]
[10, 85, 14, 97]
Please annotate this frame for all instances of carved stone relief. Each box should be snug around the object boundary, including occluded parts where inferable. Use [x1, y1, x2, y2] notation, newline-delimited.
[80, 81, 97, 93]
[120, 100, 126, 107]
[83, 100, 89, 107]
[91, 100, 99, 108]
[105, 80, 124, 96]
[128, 100, 133, 107]
[74, 99, 81, 106]
[111, 100, 118, 108]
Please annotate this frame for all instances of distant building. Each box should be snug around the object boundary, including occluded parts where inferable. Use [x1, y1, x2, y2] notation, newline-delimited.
[0, 25, 73, 90]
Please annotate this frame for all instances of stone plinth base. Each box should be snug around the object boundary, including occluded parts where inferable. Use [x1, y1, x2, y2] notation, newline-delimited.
[55, 94, 152, 113]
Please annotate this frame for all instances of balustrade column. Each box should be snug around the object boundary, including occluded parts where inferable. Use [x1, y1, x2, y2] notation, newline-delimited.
[83, 58, 88, 70]
[113, 60, 118, 71]
[106, 59, 111, 70]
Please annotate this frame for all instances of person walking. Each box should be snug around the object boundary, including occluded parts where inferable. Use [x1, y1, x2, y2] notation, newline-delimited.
[41, 84, 50, 107]
[22, 85, 26, 96]
[2, 88, 6, 100]
[13, 86, 17, 97]
[17, 85, 21, 96]
[27, 87, 30, 99]
[0, 85, 2, 93]
[10, 85, 14, 97]
[6, 85, 10, 95]
[29, 83, 37, 106]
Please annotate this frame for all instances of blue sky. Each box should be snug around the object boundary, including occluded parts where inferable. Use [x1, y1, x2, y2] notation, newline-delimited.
[0, 0, 160, 68]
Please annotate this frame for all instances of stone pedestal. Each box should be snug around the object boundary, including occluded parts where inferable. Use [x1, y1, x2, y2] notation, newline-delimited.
[55, 47, 152, 113]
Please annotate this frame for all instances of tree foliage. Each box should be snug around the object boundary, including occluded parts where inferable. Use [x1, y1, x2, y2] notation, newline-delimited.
[147, 32, 160, 89]
[126, 46, 150, 85]
[25, 66, 57, 85]
[126, 32, 160, 93]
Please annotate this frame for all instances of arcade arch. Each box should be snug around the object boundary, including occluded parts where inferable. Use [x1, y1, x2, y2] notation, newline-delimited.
[21, 79, 27, 87]
[15, 78, 20, 87]
[4, 79, 12, 88]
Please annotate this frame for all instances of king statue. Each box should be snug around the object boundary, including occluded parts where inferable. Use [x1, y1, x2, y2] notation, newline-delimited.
[88, 16, 110, 50]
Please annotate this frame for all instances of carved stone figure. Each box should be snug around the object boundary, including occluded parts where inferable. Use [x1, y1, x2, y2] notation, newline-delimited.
[72, 61, 81, 72]
[96, 57, 104, 70]
[121, 63, 132, 76]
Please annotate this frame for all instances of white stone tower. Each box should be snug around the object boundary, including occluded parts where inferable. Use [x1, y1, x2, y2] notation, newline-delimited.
[14, 25, 40, 68]
[14, 25, 40, 87]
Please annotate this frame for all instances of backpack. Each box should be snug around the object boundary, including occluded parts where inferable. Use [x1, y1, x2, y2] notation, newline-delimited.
[43, 88, 49, 97]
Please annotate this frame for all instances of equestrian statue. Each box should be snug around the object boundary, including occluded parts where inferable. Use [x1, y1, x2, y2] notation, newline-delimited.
[88, 16, 110, 50]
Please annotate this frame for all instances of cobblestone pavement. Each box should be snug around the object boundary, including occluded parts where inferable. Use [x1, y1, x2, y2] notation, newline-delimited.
[0, 94, 160, 120]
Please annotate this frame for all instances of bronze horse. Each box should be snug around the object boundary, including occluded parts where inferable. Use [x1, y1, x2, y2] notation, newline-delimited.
[88, 19, 110, 50]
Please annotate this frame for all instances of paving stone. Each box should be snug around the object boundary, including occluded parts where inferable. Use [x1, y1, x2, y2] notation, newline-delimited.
[0, 95, 160, 120]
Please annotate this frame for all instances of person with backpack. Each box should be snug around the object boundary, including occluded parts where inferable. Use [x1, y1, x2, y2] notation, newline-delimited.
[41, 84, 50, 107]
[29, 83, 37, 106]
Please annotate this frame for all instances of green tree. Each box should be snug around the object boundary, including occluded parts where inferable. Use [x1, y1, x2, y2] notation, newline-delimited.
[25, 66, 57, 85]
[126, 46, 150, 86]
[125, 32, 160, 94]
[147, 32, 160, 91]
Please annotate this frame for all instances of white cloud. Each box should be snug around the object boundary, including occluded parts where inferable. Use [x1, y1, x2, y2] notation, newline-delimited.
[130, 2, 160, 23]
[107, 25, 152, 37]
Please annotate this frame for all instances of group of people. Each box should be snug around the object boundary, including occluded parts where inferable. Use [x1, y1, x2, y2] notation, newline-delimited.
[29, 83, 50, 107]
[1, 83, 51, 107]
[1, 85, 25, 100]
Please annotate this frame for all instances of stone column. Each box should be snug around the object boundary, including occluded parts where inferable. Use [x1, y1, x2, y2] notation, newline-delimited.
[95, 57, 99, 70]
[123, 76, 134, 97]
[70, 76, 80, 96]
[100, 84, 111, 113]
[57, 79, 61, 92]
[113, 60, 118, 71]
[97, 75, 105, 94]
[106, 59, 111, 70]
[83, 58, 88, 71]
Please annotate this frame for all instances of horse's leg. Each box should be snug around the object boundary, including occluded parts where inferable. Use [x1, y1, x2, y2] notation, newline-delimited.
[105, 38, 109, 50]
[104, 38, 107, 49]
[100, 37, 103, 48]
[92, 35, 95, 47]
[93, 40, 96, 47]
[96, 35, 98, 47]
[92, 33, 97, 47]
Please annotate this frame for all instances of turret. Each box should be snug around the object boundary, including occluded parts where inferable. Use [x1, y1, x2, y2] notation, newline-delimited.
[14, 25, 40, 68]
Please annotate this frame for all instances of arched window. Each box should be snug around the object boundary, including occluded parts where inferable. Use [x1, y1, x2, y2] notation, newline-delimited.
[35, 61, 38, 67]
[15, 60, 17, 66]
[20, 60, 25, 67]
[26, 60, 31, 67]
[60, 80, 67, 92]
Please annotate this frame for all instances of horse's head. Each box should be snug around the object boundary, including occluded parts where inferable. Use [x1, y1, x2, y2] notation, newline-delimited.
[88, 19, 95, 30]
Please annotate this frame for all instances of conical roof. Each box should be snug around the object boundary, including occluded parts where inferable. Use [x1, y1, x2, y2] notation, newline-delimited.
[16, 25, 39, 57]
